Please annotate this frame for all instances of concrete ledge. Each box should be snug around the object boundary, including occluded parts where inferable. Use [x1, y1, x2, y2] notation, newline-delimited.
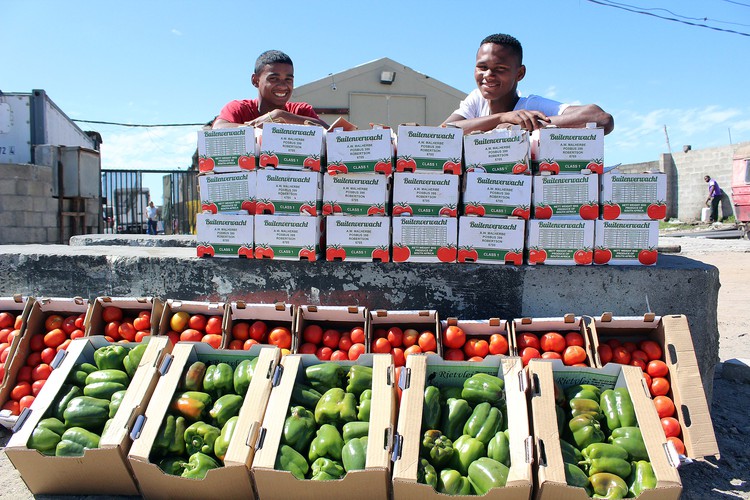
[0, 245, 719, 399]
[69, 234, 196, 247]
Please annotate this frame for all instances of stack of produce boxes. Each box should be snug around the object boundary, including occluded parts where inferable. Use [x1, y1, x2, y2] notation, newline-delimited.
[391, 125, 462, 263]
[196, 128, 257, 258]
[594, 170, 667, 265]
[459, 126, 531, 264]
[527, 124, 603, 265]
[254, 123, 325, 261]
[324, 121, 393, 262]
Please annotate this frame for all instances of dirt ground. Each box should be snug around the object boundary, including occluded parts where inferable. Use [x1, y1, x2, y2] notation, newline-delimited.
[1, 236, 749, 499]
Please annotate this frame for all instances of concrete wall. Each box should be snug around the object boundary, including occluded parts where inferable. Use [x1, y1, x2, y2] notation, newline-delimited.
[0, 163, 99, 244]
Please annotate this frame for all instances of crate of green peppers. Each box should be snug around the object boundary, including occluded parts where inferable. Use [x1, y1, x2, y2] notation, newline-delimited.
[128, 342, 279, 499]
[528, 360, 682, 500]
[5, 335, 169, 496]
[392, 354, 533, 499]
[252, 353, 396, 500]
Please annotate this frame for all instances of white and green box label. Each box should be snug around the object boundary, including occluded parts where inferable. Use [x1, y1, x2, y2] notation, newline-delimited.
[256, 170, 322, 216]
[197, 128, 256, 172]
[254, 215, 322, 261]
[594, 220, 659, 266]
[526, 220, 595, 266]
[536, 127, 604, 174]
[532, 174, 599, 219]
[464, 128, 530, 174]
[196, 213, 254, 259]
[463, 172, 531, 218]
[259, 123, 325, 170]
[325, 216, 390, 262]
[458, 218, 525, 265]
[199, 171, 257, 214]
[326, 128, 393, 175]
[600, 172, 667, 220]
[392, 172, 459, 217]
[395, 126, 463, 174]
[391, 217, 458, 263]
[322, 173, 389, 216]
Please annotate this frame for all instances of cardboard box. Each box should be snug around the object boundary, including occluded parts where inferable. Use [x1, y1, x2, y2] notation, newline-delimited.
[392, 217, 458, 263]
[532, 173, 599, 220]
[326, 216, 390, 262]
[391, 354, 533, 500]
[462, 172, 532, 218]
[198, 171, 257, 214]
[326, 127, 394, 175]
[368, 309, 442, 357]
[588, 313, 719, 459]
[158, 299, 227, 347]
[85, 296, 164, 339]
[593, 220, 659, 266]
[258, 123, 325, 171]
[196, 213, 254, 259]
[0, 295, 34, 429]
[252, 353, 396, 500]
[440, 316, 510, 358]
[395, 125, 463, 174]
[197, 128, 257, 173]
[225, 301, 295, 352]
[526, 220, 595, 266]
[5, 335, 170, 495]
[457, 217, 525, 265]
[463, 127, 531, 174]
[322, 173, 389, 216]
[392, 172, 460, 217]
[255, 169, 323, 216]
[294, 305, 368, 354]
[128, 343, 279, 499]
[510, 315, 595, 366]
[600, 172, 668, 220]
[532, 125, 604, 175]
[254, 215, 323, 261]
[527, 359, 682, 500]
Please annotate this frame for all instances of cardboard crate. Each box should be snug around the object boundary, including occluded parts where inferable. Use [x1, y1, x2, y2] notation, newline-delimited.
[510, 315, 595, 367]
[391, 354, 533, 500]
[294, 305, 368, 355]
[198, 170, 257, 214]
[392, 172, 460, 217]
[326, 216, 390, 262]
[395, 125, 463, 174]
[463, 127, 531, 175]
[322, 173, 390, 216]
[326, 127, 394, 175]
[527, 359, 682, 500]
[254, 214, 323, 261]
[85, 296, 164, 340]
[252, 353, 396, 500]
[588, 313, 719, 460]
[158, 299, 227, 347]
[225, 301, 295, 352]
[532, 173, 599, 220]
[392, 217, 458, 263]
[5, 335, 170, 495]
[457, 217, 525, 265]
[258, 123, 325, 171]
[593, 220, 659, 266]
[440, 317, 511, 358]
[531, 125, 604, 175]
[255, 169, 323, 216]
[197, 128, 257, 173]
[600, 172, 667, 220]
[128, 343, 279, 499]
[0, 295, 34, 428]
[462, 172, 532, 218]
[196, 213, 254, 259]
[368, 309, 442, 357]
[526, 220, 595, 266]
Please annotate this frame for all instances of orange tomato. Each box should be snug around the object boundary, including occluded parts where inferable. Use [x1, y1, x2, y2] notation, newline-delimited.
[517, 333, 540, 350]
[19, 395, 35, 411]
[350, 327, 366, 345]
[268, 327, 292, 349]
[69, 329, 85, 340]
[322, 329, 340, 349]
[646, 360, 669, 378]
[521, 347, 542, 366]
[348, 343, 365, 361]
[119, 322, 137, 342]
[298, 342, 317, 355]
[653, 395, 675, 418]
[316, 346, 333, 360]
[464, 338, 489, 358]
[11, 381, 32, 400]
[562, 345, 587, 366]
[667, 436, 685, 455]
[105, 321, 122, 340]
[612, 346, 631, 365]
[188, 314, 207, 331]
[404, 345, 423, 358]
[468, 356, 484, 362]
[372, 337, 391, 354]
[201, 334, 222, 349]
[205, 316, 222, 335]
[243, 339, 260, 350]
[488, 334, 509, 355]
[540, 332, 566, 353]
[56, 338, 72, 352]
[541, 351, 562, 360]
[391, 347, 406, 367]
[402, 328, 419, 347]
[44, 328, 67, 349]
[249, 321, 268, 342]
[330, 350, 348, 361]
[639, 340, 663, 361]
[661, 417, 681, 438]
[303, 324, 323, 344]
[443, 326, 466, 349]
[0, 312, 14, 329]
[445, 348, 465, 361]
[387, 327, 403, 347]
[232, 322, 250, 342]
[102, 307, 123, 323]
[135, 331, 149, 343]
[0, 329, 10, 344]
[44, 314, 64, 331]
[597, 344, 613, 365]
[650, 377, 670, 396]
[418, 332, 437, 352]
[180, 329, 203, 342]
[564, 332, 585, 347]
[133, 315, 151, 332]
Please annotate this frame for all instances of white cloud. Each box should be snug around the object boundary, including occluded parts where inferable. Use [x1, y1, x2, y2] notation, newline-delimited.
[171, 29, 182, 36]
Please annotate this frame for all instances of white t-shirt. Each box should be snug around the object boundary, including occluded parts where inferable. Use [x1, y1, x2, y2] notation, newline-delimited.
[147, 206, 158, 221]
[453, 89, 569, 120]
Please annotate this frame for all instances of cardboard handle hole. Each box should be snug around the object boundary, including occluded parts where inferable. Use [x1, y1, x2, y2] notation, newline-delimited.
[680, 404, 692, 428]
[667, 344, 678, 364]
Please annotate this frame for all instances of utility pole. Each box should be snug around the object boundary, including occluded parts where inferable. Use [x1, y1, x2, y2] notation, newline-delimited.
[728, 127, 733, 145]
[663, 125, 673, 155]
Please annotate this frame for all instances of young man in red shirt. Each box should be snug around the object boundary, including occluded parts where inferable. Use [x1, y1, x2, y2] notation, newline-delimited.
[212, 50, 328, 129]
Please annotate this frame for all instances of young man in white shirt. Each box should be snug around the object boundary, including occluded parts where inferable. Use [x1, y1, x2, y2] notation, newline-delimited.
[443, 33, 614, 135]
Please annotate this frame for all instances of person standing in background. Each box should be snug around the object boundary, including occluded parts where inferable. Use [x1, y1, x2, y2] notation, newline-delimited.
[704, 175, 725, 223]
[146, 201, 158, 235]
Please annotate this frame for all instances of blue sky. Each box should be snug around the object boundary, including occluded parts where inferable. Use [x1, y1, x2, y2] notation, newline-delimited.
[3, 0, 749, 200]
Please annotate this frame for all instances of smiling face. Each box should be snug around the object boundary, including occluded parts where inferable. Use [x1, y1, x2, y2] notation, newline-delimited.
[252, 62, 294, 111]
[474, 43, 525, 106]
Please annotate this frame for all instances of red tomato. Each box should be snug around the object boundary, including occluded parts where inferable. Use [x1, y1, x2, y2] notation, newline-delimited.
[643, 372, 652, 388]
[387, 327, 404, 347]
[0, 329, 10, 344]
[135, 331, 150, 343]
[661, 417, 681, 438]
[650, 377, 670, 397]
[243, 339, 260, 350]
[180, 329, 203, 342]
[445, 348, 465, 361]
[0, 312, 14, 329]
[119, 322, 137, 342]
[541, 351, 562, 360]
[205, 316, 222, 335]
[69, 329, 85, 340]
[2, 399, 20, 415]
[17, 366, 32, 383]
[630, 358, 647, 371]
[612, 346, 631, 365]
[303, 325, 323, 344]
[249, 321, 268, 342]
[667, 436, 685, 455]
[166, 330, 180, 345]
[105, 321, 121, 340]
[102, 307, 123, 323]
[62, 315, 78, 335]
[372, 337, 391, 354]
[464, 339, 489, 358]
[443, 326, 466, 349]
[298, 342, 317, 355]
[29, 334, 45, 352]
[517, 333, 540, 350]
[565, 332, 585, 347]
[330, 350, 349, 361]
[45, 314, 64, 331]
[44, 328, 67, 349]
[269, 327, 292, 349]
[32, 363, 52, 381]
[31, 379, 46, 396]
[653, 395, 675, 418]
[133, 315, 150, 332]
[232, 322, 250, 341]
[19, 395, 35, 411]
[316, 346, 333, 360]
[228, 339, 243, 350]
[338, 333, 353, 352]
[404, 345, 423, 358]
[488, 334, 509, 355]
[188, 314, 207, 331]
[322, 329, 341, 349]
[622, 341, 638, 353]
[418, 331, 437, 352]
[639, 340, 663, 361]
[350, 327, 365, 345]
[562, 346, 587, 366]
[521, 347, 542, 366]
[11, 381, 32, 400]
[202, 334, 222, 349]
[598, 344, 613, 365]
[372, 328, 388, 339]
[26, 351, 42, 367]
[391, 347, 406, 367]
[647, 360, 669, 378]
[74, 314, 85, 330]
[40, 347, 57, 365]
[540, 332, 566, 353]
[348, 343, 365, 360]
[606, 338, 622, 349]
[468, 356, 484, 362]
[402, 329, 419, 348]
[631, 350, 649, 364]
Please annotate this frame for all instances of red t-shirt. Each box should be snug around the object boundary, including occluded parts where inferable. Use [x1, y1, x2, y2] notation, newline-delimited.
[217, 99, 320, 124]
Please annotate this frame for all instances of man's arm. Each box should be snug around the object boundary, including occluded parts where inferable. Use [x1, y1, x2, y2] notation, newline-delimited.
[551, 104, 614, 135]
[212, 118, 241, 129]
[212, 110, 328, 129]
[442, 110, 551, 135]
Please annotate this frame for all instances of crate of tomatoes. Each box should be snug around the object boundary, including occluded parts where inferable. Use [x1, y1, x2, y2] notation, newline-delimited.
[86, 296, 164, 343]
[440, 317, 510, 362]
[225, 301, 294, 353]
[159, 300, 227, 349]
[588, 313, 719, 460]
[368, 309, 441, 367]
[0, 295, 35, 427]
[295, 305, 368, 361]
[510, 315, 596, 367]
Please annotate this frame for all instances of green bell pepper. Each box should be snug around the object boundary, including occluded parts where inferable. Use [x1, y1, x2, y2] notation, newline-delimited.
[209, 394, 243, 428]
[276, 444, 309, 480]
[183, 361, 207, 392]
[628, 460, 657, 496]
[565, 384, 601, 403]
[66, 363, 97, 387]
[417, 458, 438, 488]
[560, 439, 583, 464]
[233, 358, 258, 397]
[464, 402, 503, 445]
[461, 373, 505, 406]
[611, 435, 649, 461]
[564, 462, 593, 495]
[214, 415, 238, 462]
[590, 472, 629, 499]
[306, 363, 346, 393]
[102, 418, 114, 436]
[290, 384, 323, 411]
[569, 398, 603, 420]
[468, 457, 509, 495]
[185, 421, 221, 455]
[346, 365, 372, 397]
[84, 369, 130, 400]
[93, 345, 128, 371]
[608, 426, 642, 440]
[55, 427, 101, 456]
[171, 391, 213, 421]
[556, 404, 566, 435]
[203, 363, 234, 399]
[599, 388, 637, 434]
[152, 414, 178, 458]
[281, 406, 317, 454]
[310, 457, 345, 480]
[342, 421, 370, 442]
[109, 390, 128, 418]
[124, 342, 148, 378]
[438, 468, 472, 495]
[441, 386, 463, 401]
[308, 424, 345, 462]
[181, 452, 220, 479]
[48, 384, 81, 421]
[440, 398, 472, 441]
[586, 457, 632, 479]
[27, 417, 66, 455]
[450, 434, 486, 476]
[487, 431, 510, 467]
[421, 429, 454, 468]
[422, 385, 441, 430]
[581, 442, 629, 461]
[341, 436, 368, 472]
[63, 395, 110, 432]
[314, 388, 358, 427]
[568, 413, 605, 449]
[159, 456, 187, 476]
[357, 389, 371, 422]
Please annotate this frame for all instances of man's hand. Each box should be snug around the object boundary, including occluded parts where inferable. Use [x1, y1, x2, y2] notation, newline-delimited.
[496, 110, 551, 131]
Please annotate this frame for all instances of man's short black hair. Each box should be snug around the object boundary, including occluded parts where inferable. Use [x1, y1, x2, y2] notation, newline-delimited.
[254, 50, 293, 74]
[480, 34, 523, 64]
